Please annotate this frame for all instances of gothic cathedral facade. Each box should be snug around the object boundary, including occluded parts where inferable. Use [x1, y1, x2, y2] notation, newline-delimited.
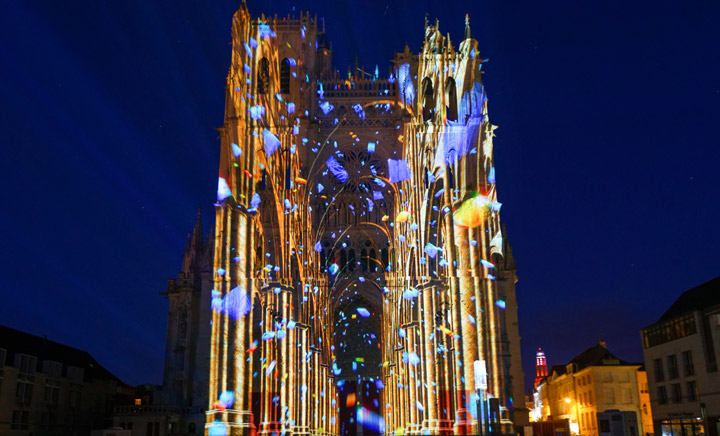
[204, 3, 525, 436]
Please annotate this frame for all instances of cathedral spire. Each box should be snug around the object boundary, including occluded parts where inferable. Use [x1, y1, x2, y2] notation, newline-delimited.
[192, 207, 203, 249]
[464, 13, 472, 40]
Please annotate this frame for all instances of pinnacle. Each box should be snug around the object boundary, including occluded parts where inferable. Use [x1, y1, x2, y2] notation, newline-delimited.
[464, 14, 472, 40]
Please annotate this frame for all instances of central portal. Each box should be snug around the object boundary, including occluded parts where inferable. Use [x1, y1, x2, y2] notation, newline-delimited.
[334, 293, 383, 436]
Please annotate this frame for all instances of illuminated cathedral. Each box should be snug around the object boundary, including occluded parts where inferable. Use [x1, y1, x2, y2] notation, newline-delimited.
[205, 2, 526, 435]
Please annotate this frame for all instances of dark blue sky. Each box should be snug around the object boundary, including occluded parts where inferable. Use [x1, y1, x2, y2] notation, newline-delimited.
[1, 1, 718, 391]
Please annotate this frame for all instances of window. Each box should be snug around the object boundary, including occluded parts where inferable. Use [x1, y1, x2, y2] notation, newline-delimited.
[42, 360, 62, 378]
[682, 351, 694, 377]
[600, 419, 611, 433]
[654, 358, 665, 382]
[67, 366, 84, 383]
[41, 412, 56, 428]
[15, 354, 36, 403]
[43, 360, 62, 404]
[668, 355, 679, 379]
[11, 410, 29, 430]
[671, 383, 682, 403]
[687, 381, 697, 401]
[623, 388, 632, 404]
[658, 386, 667, 404]
[69, 386, 82, 407]
[339, 249, 347, 270]
[348, 249, 356, 272]
[16, 354, 37, 374]
[45, 383, 60, 403]
[445, 77, 458, 121]
[257, 58, 270, 95]
[604, 388, 615, 404]
[642, 313, 697, 348]
[280, 58, 291, 94]
[421, 77, 435, 122]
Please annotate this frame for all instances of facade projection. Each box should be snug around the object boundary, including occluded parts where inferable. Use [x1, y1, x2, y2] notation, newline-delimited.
[208, 3, 524, 436]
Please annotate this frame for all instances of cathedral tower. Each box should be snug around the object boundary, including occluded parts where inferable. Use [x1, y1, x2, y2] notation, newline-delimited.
[164, 209, 215, 432]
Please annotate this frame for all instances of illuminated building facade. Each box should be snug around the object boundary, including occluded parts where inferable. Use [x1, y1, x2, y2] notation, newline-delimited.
[532, 342, 653, 436]
[207, 3, 523, 435]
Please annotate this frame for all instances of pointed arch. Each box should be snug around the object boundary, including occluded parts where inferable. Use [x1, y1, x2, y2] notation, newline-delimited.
[340, 249, 347, 271]
[258, 58, 270, 95]
[446, 77, 458, 122]
[280, 58, 291, 94]
[422, 77, 435, 122]
[348, 249, 356, 272]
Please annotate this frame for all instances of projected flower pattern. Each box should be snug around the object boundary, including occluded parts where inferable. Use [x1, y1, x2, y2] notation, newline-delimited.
[330, 149, 384, 193]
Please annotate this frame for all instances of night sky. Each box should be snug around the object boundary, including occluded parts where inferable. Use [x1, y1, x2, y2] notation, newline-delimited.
[2, 0, 718, 392]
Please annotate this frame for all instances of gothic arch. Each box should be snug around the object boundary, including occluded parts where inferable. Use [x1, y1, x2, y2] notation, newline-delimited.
[257, 58, 270, 95]
[446, 77, 458, 122]
[280, 58, 291, 94]
[348, 248, 356, 272]
[339, 249, 347, 271]
[422, 77, 435, 122]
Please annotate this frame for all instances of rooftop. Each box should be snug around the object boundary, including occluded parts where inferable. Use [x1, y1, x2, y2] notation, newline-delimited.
[655, 275, 720, 324]
[548, 342, 641, 377]
[0, 324, 127, 385]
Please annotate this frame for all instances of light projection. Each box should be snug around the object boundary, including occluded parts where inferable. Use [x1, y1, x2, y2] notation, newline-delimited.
[207, 5, 519, 436]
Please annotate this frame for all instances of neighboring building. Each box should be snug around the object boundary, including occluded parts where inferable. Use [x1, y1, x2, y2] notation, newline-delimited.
[640, 276, 720, 436]
[113, 211, 214, 436]
[0, 324, 132, 435]
[533, 341, 653, 436]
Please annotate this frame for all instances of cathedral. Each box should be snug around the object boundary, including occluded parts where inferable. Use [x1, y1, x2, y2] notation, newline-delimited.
[164, 2, 527, 435]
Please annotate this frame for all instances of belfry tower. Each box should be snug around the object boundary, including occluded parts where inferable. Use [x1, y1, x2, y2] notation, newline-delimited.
[534, 349, 548, 388]
[206, 3, 523, 436]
